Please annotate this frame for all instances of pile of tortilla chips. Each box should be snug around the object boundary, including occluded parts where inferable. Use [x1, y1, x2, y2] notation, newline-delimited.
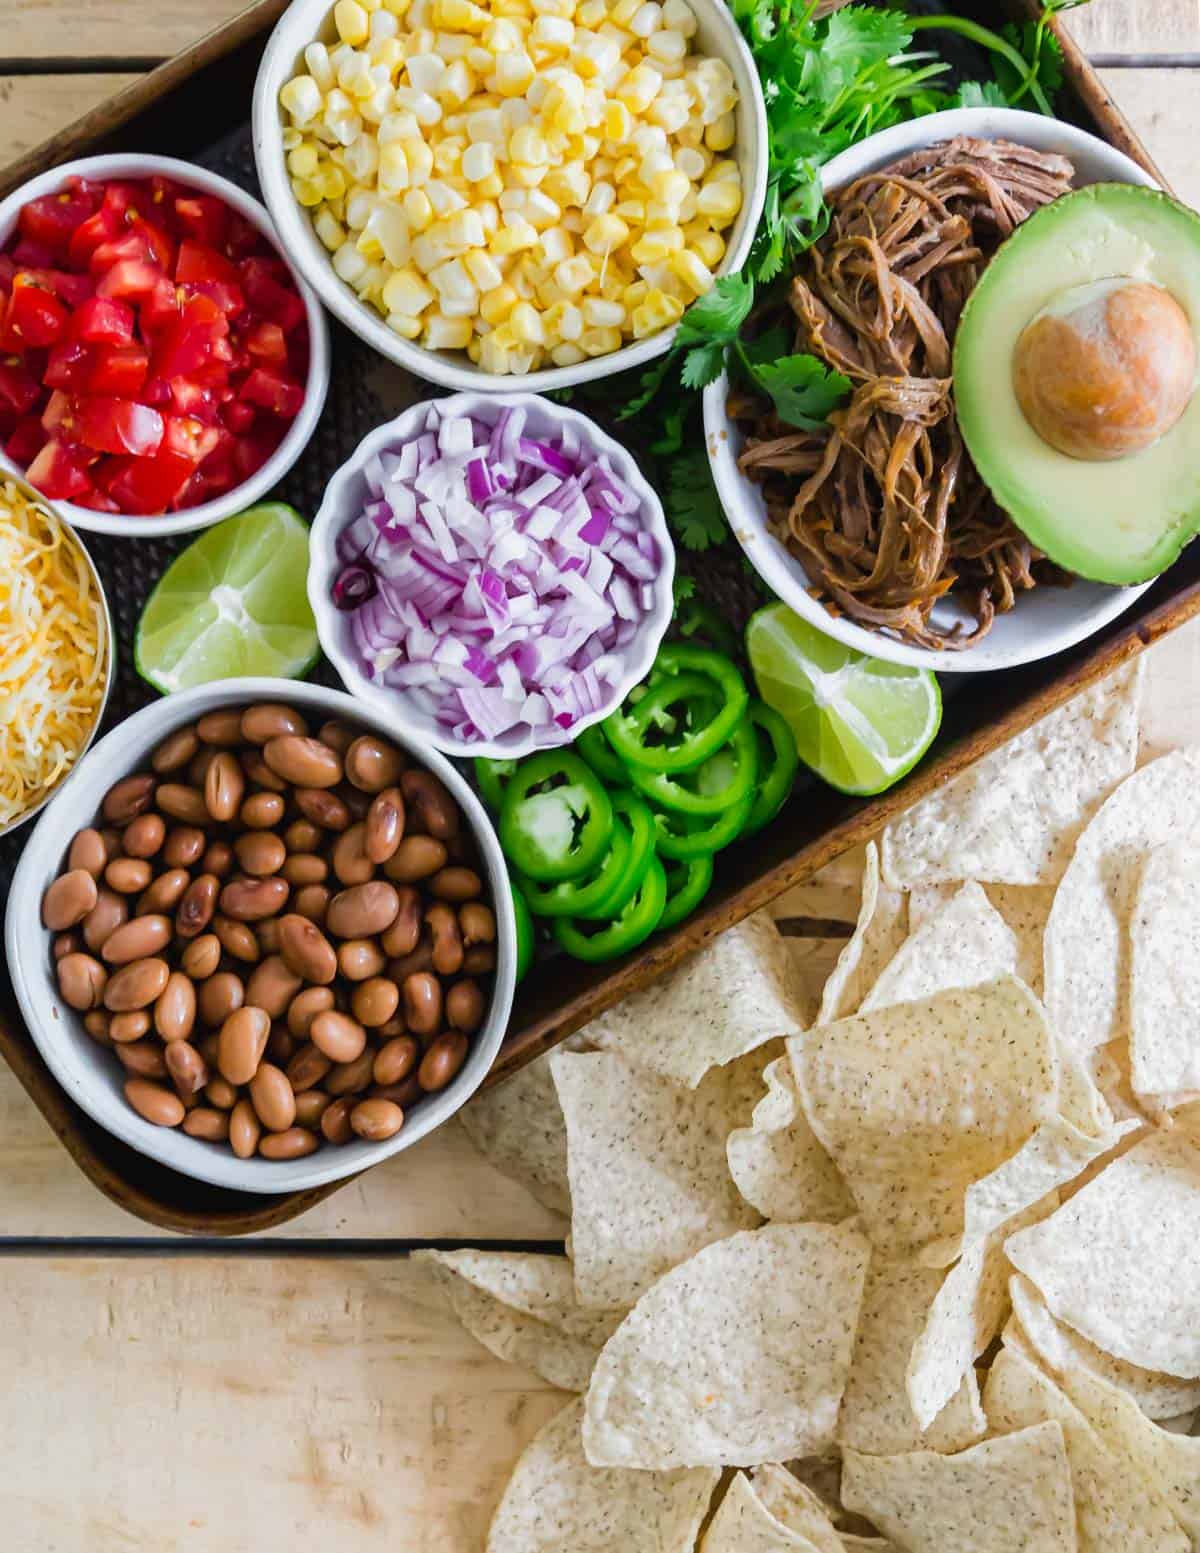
[429, 657, 1200, 1551]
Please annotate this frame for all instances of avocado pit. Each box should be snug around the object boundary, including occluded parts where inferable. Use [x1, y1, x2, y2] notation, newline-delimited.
[1012, 278, 1195, 461]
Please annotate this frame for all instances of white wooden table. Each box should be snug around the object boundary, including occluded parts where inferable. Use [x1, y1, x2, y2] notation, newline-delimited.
[1, 2, 1199, 1544]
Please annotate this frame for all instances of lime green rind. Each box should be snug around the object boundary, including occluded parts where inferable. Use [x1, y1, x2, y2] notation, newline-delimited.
[955, 183, 1200, 586]
[135, 503, 320, 695]
[746, 603, 941, 797]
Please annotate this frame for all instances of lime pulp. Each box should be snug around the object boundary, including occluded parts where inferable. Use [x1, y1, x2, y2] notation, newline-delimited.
[745, 603, 942, 796]
[135, 503, 320, 694]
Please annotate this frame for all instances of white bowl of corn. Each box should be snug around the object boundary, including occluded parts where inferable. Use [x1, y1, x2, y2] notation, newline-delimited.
[252, 0, 767, 390]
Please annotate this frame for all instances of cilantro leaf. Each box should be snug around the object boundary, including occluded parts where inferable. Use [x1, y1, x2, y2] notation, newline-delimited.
[748, 353, 851, 430]
[680, 342, 728, 391]
[672, 572, 697, 609]
[949, 79, 1011, 110]
[618, 351, 676, 421]
[664, 449, 729, 552]
[675, 272, 755, 348]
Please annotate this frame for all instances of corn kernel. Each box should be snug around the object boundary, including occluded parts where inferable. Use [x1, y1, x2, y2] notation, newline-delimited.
[424, 312, 474, 347]
[704, 110, 735, 152]
[484, 16, 525, 50]
[494, 51, 536, 94]
[379, 109, 421, 143]
[509, 124, 550, 165]
[601, 100, 632, 143]
[465, 249, 504, 290]
[480, 282, 518, 322]
[577, 0, 604, 23]
[582, 212, 628, 254]
[616, 62, 661, 113]
[670, 247, 712, 295]
[687, 227, 724, 267]
[631, 284, 682, 335]
[507, 300, 544, 345]
[461, 140, 496, 181]
[695, 178, 741, 222]
[540, 225, 573, 265]
[379, 141, 411, 191]
[383, 266, 436, 314]
[432, 135, 465, 174]
[404, 136, 436, 182]
[467, 107, 506, 143]
[280, 75, 323, 124]
[532, 13, 574, 47]
[403, 188, 434, 229]
[434, 0, 490, 29]
[549, 342, 584, 365]
[476, 171, 505, 198]
[288, 143, 321, 180]
[386, 312, 423, 338]
[610, 0, 639, 24]
[583, 295, 624, 326]
[554, 254, 592, 294]
[335, 0, 370, 44]
[426, 177, 468, 214]
[479, 333, 512, 372]
[490, 217, 539, 253]
[314, 209, 347, 250]
[579, 324, 622, 355]
[332, 240, 370, 284]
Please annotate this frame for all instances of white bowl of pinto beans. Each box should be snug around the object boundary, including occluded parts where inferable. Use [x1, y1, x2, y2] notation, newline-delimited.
[5, 677, 517, 1193]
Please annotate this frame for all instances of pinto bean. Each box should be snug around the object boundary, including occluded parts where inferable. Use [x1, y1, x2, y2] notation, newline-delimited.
[217, 1006, 270, 1086]
[400, 769, 460, 841]
[245, 955, 303, 1019]
[402, 972, 442, 1037]
[180, 934, 221, 981]
[42, 869, 98, 931]
[331, 822, 373, 887]
[103, 957, 169, 1012]
[278, 914, 338, 984]
[151, 727, 199, 775]
[104, 857, 153, 895]
[326, 881, 400, 939]
[345, 735, 406, 794]
[204, 751, 245, 823]
[383, 835, 447, 884]
[426, 903, 464, 977]
[350, 1098, 405, 1141]
[57, 953, 107, 1010]
[101, 914, 172, 965]
[240, 790, 285, 828]
[212, 914, 261, 964]
[263, 735, 342, 788]
[418, 1030, 469, 1092]
[82, 889, 128, 953]
[294, 787, 350, 832]
[310, 1010, 367, 1065]
[155, 972, 197, 1042]
[365, 786, 405, 864]
[137, 868, 190, 914]
[197, 971, 244, 1028]
[156, 783, 210, 825]
[175, 874, 219, 939]
[125, 1078, 184, 1127]
[102, 773, 156, 824]
[122, 813, 165, 859]
[219, 876, 289, 922]
[241, 703, 308, 744]
[67, 827, 108, 878]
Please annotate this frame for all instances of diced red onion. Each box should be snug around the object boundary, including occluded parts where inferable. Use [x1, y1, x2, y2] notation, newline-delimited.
[332, 401, 662, 747]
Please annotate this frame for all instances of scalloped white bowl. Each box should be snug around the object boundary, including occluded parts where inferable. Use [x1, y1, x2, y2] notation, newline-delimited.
[703, 107, 1163, 673]
[308, 391, 675, 758]
[0, 154, 330, 539]
[251, 0, 767, 393]
[5, 677, 517, 1194]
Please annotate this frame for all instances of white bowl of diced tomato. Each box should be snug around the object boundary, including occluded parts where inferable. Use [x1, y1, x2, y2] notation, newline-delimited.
[0, 155, 330, 537]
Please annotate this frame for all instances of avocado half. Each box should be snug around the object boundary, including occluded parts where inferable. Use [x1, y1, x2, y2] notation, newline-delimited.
[954, 183, 1200, 585]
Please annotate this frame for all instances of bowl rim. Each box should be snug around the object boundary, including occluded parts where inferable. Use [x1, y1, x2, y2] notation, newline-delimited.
[4, 676, 518, 1193]
[0, 472, 114, 839]
[250, 0, 769, 393]
[0, 153, 332, 540]
[703, 106, 1161, 674]
[307, 389, 676, 758]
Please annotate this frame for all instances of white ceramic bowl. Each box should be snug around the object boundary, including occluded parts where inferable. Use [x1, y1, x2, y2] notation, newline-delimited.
[5, 677, 517, 1194]
[251, 0, 767, 393]
[0, 474, 114, 839]
[704, 107, 1163, 673]
[308, 391, 675, 758]
[0, 154, 331, 539]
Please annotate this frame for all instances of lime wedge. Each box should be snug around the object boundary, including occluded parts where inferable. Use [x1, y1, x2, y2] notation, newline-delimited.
[746, 603, 941, 796]
[135, 503, 320, 694]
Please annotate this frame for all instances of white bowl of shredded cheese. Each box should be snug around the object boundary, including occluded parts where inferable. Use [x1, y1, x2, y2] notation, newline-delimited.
[0, 475, 113, 837]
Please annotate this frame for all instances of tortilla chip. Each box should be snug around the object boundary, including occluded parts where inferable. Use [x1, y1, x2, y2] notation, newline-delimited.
[486, 1396, 717, 1553]
[881, 659, 1142, 889]
[906, 1198, 1054, 1432]
[818, 843, 907, 1022]
[1008, 1272, 1200, 1422]
[1055, 1361, 1200, 1539]
[415, 1250, 623, 1392]
[838, 1257, 986, 1455]
[726, 1055, 855, 1224]
[983, 1344, 1189, 1553]
[1129, 841, 1200, 1109]
[1005, 1127, 1200, 1378]
[585, 912, 805, 1088]
[908, 883, 1054, 998]
[1044, 748, 1200, 1069]
[700, 1473, 833, 1553]
[583, 1222, 870, 1469]
[794, 977, 1059, 1256]
[551, 1050, 760, 1309]
[458, 1034, 590, 1215]
[841, 1423, 1077, 1553]
[749, 1464, 845, 1553]
[862, 882, 1017, 1011]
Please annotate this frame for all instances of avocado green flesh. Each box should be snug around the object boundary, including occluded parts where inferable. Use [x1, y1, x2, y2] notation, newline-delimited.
[954, 183, 1200, 585]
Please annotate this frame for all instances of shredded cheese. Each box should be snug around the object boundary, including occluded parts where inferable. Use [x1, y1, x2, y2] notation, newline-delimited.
[0, 481, 107, 827]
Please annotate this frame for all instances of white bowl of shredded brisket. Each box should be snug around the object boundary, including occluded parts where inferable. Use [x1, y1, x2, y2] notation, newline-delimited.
[704, 107, 1161, 671]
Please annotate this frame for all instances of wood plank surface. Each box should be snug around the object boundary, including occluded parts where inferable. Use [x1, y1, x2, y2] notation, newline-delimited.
[7, 0, 249, 61]
[0, 1254, 564, 1549]
[0, 74, 139, 160]
[1066, 0, 1200, 56]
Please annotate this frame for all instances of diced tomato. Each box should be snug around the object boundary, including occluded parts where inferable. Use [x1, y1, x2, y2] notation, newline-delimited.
[27, 269, 93, 309]
[86, 341, 148, 397]
[1, 277, 70, 349]
[72, 296, 134, 345]
[151, 292, 227, 381]
[67, 207, 120, 268]
[176, 240, 240, 289]
[0, 358, 42, 414]
[139, 275, 181, 336]
[6, 413, 48, 464]
[10, 237, 57, 270]
[0, 255, 15, 296]
[148, 176, 188, 220]
[174, 195, 229, 249]
[95, 259, 164, 303]
[245, 319, 287, 365]
[70, 483, 121, 513]
[43, 339, 94, 392]
[41, 389, 73, 433]
[239, 365, 304, 420]
[17, 184, 99, 256]
[89, 228, 169, 276]
[219, 397, 256, 434]
[99, 181, 155, 228]
[238, 256, 306, 332]
[66, 395, 164, 456]
[167, 377, 220, 423]
[224, 214, 262, 260]
[161, 413, 220, 463]
[180, 278, 245, 319]
[233, 428, 278, 483]
[25, 438, 94, 500]
[98, 449, 196, 514]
